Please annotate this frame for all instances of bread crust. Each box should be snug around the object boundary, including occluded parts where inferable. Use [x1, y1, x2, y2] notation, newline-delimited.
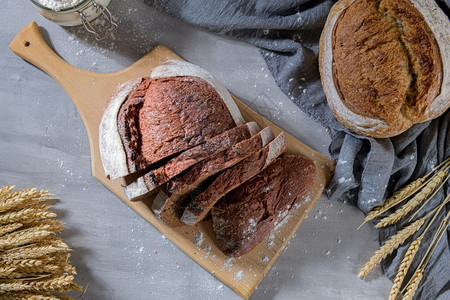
[99, 78, 143, 180]
[99, 60, 245, 180]
[319, 0, 449, 138]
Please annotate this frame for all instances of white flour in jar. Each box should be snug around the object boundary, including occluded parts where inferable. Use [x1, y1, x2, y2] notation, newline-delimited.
[36, 0, 85, 11]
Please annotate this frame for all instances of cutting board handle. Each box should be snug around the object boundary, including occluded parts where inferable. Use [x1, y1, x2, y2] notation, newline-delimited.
[9, 21, 84, 87]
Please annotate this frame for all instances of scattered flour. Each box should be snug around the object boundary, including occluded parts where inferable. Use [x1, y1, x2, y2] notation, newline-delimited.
[35, 0, 85, 11]
[259, 255, 269, 263]
[266, 232, 275, 248]
[222, 257, 234, 271]
[235, 270, 244, 281]
[194, 230, 204, 247]
[338, 177, 351, 184]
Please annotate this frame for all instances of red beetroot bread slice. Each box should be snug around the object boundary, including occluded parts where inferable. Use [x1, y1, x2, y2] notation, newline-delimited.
[99, 60, 244, 180]
[152, 127, 276, 227]
[124, 122, 260, 201]
[211, 155, 316, 257]
[181, 132, 288, 225]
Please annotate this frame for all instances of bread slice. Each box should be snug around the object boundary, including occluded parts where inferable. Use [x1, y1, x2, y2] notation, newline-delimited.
[124, 122, 259, 201]
[211, 155, 316, 257]
[181, 132, 288, 225]
[152, 127, 275, 227]
[99, 60, 244, 180]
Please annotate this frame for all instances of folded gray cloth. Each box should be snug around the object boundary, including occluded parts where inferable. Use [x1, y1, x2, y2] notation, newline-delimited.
[146, 0, 449, 298]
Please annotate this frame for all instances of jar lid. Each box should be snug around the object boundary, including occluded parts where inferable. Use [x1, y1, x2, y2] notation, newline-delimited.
[29, 0, 89, 12]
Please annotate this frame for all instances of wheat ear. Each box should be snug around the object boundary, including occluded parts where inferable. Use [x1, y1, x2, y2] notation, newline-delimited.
[400, 210, 450, 299]
[22, 219, 64, 232]
[33, 236, 70, 250]
[2, 236, 69, 254]
[409, 188, 450, 222]
[0, 274, 82, 293]
[0, 258, 44, 269]
[359, 178, 425, 229]
[359, 158, 450, 229]
[0, 223, 23, 237]
[0, 185, 15, 199]
[0, 291, 59, 300]
[0, 220, 64, 250]
[388, 236, 423, 300]
[402, 268, 424, 300]
[0, 265, 17, 277]
[0, 204, 53, 225]
[358, 215, 427, 278]
[0, 190, 53, 214]
[375, 170, 449, 228]
[390, 195, 450, 299]
[0, 229, 55, 250]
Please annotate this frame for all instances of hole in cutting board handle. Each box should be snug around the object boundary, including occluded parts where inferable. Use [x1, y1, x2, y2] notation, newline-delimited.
[24, 41, 30, 47]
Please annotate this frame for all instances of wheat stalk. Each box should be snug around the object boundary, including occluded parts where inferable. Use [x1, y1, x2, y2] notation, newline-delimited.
[375, 170, 449, 228]
[358, 158, 450, 229]
[3, 267, 62, 280]
[0, 185, 15, 200]
[388, 236, 423, 300]
[0, 265, 17, 277]
[0, 274, 82, 293]
[0, 258, 44, 269]
[1, 275, 54, 282]
[402, 268, 424, 300]
[0, 223, 23, 237]
[0, 186, 81, 297]
[2, 237, 69, 256]
[0, 261, 68, 278]
[0, 204, 54, 225]
[0, 221, 63, 250]
[358, 215, 427, 278]
[22, 220, 64, 232]
[33, 236, 70, 251]
[398, 211, 450, 299]
[15, 263, 63, 276]
[415, 211, 450, 272]
[409, 189, 450, 222]
[359, 178, 425, 229]
[0, 229, 55, 250]
[0, 291, 59, 300]
[390, 194, 450, 299]
[0, 191, 53, 214]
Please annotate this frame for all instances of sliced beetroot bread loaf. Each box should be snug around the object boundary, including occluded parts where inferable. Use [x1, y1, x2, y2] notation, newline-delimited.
[124, 122, 259, 201]
[152, 127, 276, 227]
[211, 155, 316, 257]
[99, 60, 244, 180]
[181, 132, 288, 225]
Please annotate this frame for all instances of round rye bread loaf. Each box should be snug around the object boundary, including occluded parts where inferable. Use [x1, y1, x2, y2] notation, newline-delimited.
[99, 60, 244, 180]
[319, 0, 449, 138]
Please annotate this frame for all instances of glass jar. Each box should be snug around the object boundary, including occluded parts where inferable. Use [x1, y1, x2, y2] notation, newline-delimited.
[29, 0, 117, 40]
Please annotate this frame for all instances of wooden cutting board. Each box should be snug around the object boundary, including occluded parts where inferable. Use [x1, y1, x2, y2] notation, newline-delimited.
[10, 21, 335, 299]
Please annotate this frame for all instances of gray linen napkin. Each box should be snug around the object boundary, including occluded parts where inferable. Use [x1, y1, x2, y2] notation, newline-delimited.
[146, 0, 449, 298]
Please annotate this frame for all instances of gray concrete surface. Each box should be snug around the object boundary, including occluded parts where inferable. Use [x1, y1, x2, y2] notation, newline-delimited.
[1, 0, 392, 299]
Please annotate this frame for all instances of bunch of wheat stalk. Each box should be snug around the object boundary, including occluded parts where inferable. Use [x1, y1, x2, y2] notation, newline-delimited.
[0, 186, 82, 299]
[357, 157, 450, 300]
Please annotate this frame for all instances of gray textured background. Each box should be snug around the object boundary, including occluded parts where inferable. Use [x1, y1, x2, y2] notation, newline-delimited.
[1, 0, 392, 299]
